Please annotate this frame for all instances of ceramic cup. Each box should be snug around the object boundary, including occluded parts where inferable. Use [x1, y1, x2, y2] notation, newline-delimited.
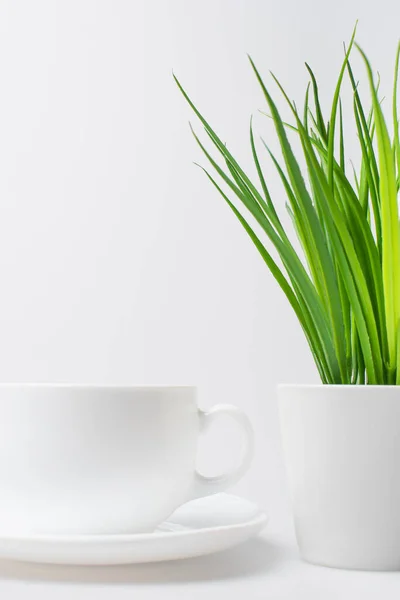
[279, 384, 400, 571]
[0, 384, 254, 535]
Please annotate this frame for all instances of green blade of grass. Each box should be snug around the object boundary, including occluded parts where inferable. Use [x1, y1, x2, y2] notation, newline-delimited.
[358, 44, 400, 375]
[393, 42, 400, 179]
[305, 63, 328, 143]
[327, 25, 357, 192]
[201, 166, 332, 382]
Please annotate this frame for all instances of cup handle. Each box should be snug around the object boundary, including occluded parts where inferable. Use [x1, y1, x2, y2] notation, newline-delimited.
[188, 404, 255, 501]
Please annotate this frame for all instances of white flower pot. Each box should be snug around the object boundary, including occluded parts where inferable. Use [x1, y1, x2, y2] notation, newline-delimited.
[278, 385, 400, 571]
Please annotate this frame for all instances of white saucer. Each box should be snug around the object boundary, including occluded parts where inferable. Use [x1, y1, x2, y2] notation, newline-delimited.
[0, 494, 267, 566]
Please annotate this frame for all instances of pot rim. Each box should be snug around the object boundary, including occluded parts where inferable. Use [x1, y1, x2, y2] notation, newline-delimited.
[277, 383, 400, 390]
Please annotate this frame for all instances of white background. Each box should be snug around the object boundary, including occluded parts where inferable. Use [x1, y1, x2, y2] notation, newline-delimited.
[0, 0, 400, 597]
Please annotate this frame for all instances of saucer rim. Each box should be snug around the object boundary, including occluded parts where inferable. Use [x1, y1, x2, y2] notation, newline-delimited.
[0, 495, 268, 543]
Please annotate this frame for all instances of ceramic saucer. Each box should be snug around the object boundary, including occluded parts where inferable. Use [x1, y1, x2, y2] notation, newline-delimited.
[0, 494, 267, 566]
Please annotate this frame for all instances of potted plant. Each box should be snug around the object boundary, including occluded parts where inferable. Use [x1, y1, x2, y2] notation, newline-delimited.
[175, 26, 400, 571]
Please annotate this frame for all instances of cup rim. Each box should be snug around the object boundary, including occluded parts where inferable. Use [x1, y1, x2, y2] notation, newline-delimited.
[0, 383, 197, 391]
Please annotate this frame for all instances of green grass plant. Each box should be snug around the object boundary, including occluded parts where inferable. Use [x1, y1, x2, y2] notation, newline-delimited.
[175, 27, 400, 384]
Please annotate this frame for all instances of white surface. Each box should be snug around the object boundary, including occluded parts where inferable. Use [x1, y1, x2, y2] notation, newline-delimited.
[0, 385, 253, 534]
[0, 527, 400, 599]
[0, 0, 398, 596]
[0, 494, 267, 565]
[279, 385, 400, 570]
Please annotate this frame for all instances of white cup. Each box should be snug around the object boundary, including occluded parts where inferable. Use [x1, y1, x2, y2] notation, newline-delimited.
[279, 384, 400, 570]
[0, 384, 254, 535]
